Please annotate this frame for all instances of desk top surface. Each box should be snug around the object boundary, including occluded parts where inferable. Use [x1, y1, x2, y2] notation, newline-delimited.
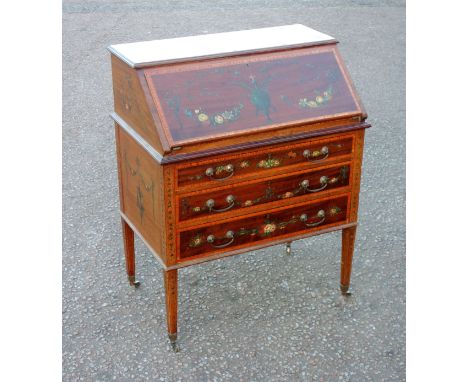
[108, 24, 335, 68]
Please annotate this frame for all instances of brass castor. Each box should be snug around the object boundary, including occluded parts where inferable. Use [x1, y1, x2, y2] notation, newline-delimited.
[340, 284, 352, 296]
[128, 275, 141, 288]
[168, 333, 180, 352]
[285, 241, 292, 255]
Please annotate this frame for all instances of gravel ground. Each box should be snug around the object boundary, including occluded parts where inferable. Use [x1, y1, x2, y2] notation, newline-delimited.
[63, 1, 405, 381]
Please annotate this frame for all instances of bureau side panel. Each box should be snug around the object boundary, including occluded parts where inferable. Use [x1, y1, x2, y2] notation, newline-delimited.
[349, 129, 365, 222]
[111, 55, 167, 154]
[115, 123, 166, 262]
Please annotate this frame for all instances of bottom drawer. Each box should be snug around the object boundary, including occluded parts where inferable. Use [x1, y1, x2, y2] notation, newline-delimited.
[178, 194, 349, 260]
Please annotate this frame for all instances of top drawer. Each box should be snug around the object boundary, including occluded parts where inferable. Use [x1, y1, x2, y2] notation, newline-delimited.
[176, 134, 353, 191]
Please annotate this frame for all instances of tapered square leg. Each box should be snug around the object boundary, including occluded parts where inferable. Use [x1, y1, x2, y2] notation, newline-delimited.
[341, 226, 357, 296]
[163, 269, 179, 352]
[121, 218, 140, 287]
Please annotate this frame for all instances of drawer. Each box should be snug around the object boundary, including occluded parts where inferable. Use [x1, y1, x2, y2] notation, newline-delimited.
[178, 194, 349, 260]
[178, 163, 350, 222]
[176, 135, 353, 190]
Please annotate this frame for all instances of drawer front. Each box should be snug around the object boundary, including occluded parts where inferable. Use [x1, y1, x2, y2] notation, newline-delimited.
[179, 163, 350, 222]
[178, 194, 348, 260]
[176, 135, 353, 190]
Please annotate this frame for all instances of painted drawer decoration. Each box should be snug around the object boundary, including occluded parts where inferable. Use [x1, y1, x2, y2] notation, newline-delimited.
[179, 164, 350, 221]
[179, 195, 348, 259]
[177, 137, 352, 188]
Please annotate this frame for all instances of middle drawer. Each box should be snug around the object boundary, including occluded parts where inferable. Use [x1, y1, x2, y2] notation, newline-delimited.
[178, 162, 350, 223]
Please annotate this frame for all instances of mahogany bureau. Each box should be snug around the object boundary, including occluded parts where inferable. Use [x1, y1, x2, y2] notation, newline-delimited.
[108, 24, 370, 351]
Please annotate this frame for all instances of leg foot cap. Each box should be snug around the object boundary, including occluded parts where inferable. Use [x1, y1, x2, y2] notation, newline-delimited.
[128, 276, 140, 288]
[340, 284, 352, 296]
[169, 333, 180, 353]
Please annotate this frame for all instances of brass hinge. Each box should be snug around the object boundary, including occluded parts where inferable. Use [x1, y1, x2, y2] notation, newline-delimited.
[171, 146, 182, 151]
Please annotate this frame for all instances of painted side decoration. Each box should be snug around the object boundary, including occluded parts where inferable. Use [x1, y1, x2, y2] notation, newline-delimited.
[124, 152, 155, 224]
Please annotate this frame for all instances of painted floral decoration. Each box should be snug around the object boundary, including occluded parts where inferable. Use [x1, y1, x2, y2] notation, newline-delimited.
[197, 113, 209, 122]
[189, 234, 204, 248]
[240, 160, 250, 168]
[244, 200, 253, 207]
[257, 158, 281, 169]
[299, 86, 333, 109]
[185, 104, 244, 126]
[262, 223, 277, 235]
[214, 115, 224, 124]
[329, 206, 341, 216]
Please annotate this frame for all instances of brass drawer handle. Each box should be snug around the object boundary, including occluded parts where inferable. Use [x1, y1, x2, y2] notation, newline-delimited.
[205, 164, 234, 181]
[206, 230, 235, 248]
[303, 146, 329, 162]
[300, 176, 329, 193]
[300, 210, 326, 227]
[206, 195, 235, 213]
